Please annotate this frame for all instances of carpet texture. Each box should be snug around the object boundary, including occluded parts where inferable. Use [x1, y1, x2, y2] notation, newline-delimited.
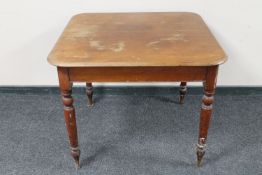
[0, 91, 262, 174]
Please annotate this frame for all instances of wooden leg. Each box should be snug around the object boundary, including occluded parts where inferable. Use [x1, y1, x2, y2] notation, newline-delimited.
[86, 83, 94, 107]
[196, 66, 218, 167]
[179, 82, 187, 104]
[58, 67, 80, 169]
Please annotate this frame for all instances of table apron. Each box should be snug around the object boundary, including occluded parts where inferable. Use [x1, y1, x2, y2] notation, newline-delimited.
[68, 66, 207, 82]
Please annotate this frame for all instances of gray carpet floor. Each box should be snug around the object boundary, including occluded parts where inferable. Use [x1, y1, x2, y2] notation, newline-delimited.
[0, 92, 262, 175]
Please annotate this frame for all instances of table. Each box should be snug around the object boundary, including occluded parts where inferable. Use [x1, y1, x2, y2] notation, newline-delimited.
[48, 12, 227, 168]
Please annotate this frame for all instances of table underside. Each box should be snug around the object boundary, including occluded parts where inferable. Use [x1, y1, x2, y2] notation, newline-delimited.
[57, 65, 219, 168]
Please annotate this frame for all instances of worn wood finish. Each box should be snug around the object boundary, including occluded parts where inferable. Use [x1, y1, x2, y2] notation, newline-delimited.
[48, 12, 227, 168]
[69, 67, 206, 82]
[179, 82, 187, 104]
[48, 12, 226, 67]
[196, 66, 218, 166]
[86, 83, 94, 107]
[57, 67, 80, 168]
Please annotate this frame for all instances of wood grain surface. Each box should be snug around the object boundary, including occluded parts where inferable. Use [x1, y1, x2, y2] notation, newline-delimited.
[48, 12, 226, 67]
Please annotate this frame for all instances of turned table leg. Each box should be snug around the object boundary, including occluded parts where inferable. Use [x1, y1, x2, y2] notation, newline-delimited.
[196, 66, 218, 167]
[58, 67, 80, 169]
[179, 82, 187, 104]
[86, 83, 94, 107]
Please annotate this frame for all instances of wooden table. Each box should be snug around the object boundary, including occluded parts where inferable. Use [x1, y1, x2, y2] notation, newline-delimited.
[48, 12, 227, 168]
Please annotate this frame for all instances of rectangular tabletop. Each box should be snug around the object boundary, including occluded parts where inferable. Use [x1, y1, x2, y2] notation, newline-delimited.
[48, 12, 226, 67]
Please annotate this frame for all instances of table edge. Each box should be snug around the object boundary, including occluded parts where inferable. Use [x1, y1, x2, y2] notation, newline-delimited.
[47, 55, 227, 67]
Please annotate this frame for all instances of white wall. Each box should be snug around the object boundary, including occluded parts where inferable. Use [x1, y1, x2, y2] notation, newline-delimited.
[0, 0, 261, 86]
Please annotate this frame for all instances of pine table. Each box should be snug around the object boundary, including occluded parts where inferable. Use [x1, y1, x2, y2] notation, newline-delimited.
[48, 12, 227, 168]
